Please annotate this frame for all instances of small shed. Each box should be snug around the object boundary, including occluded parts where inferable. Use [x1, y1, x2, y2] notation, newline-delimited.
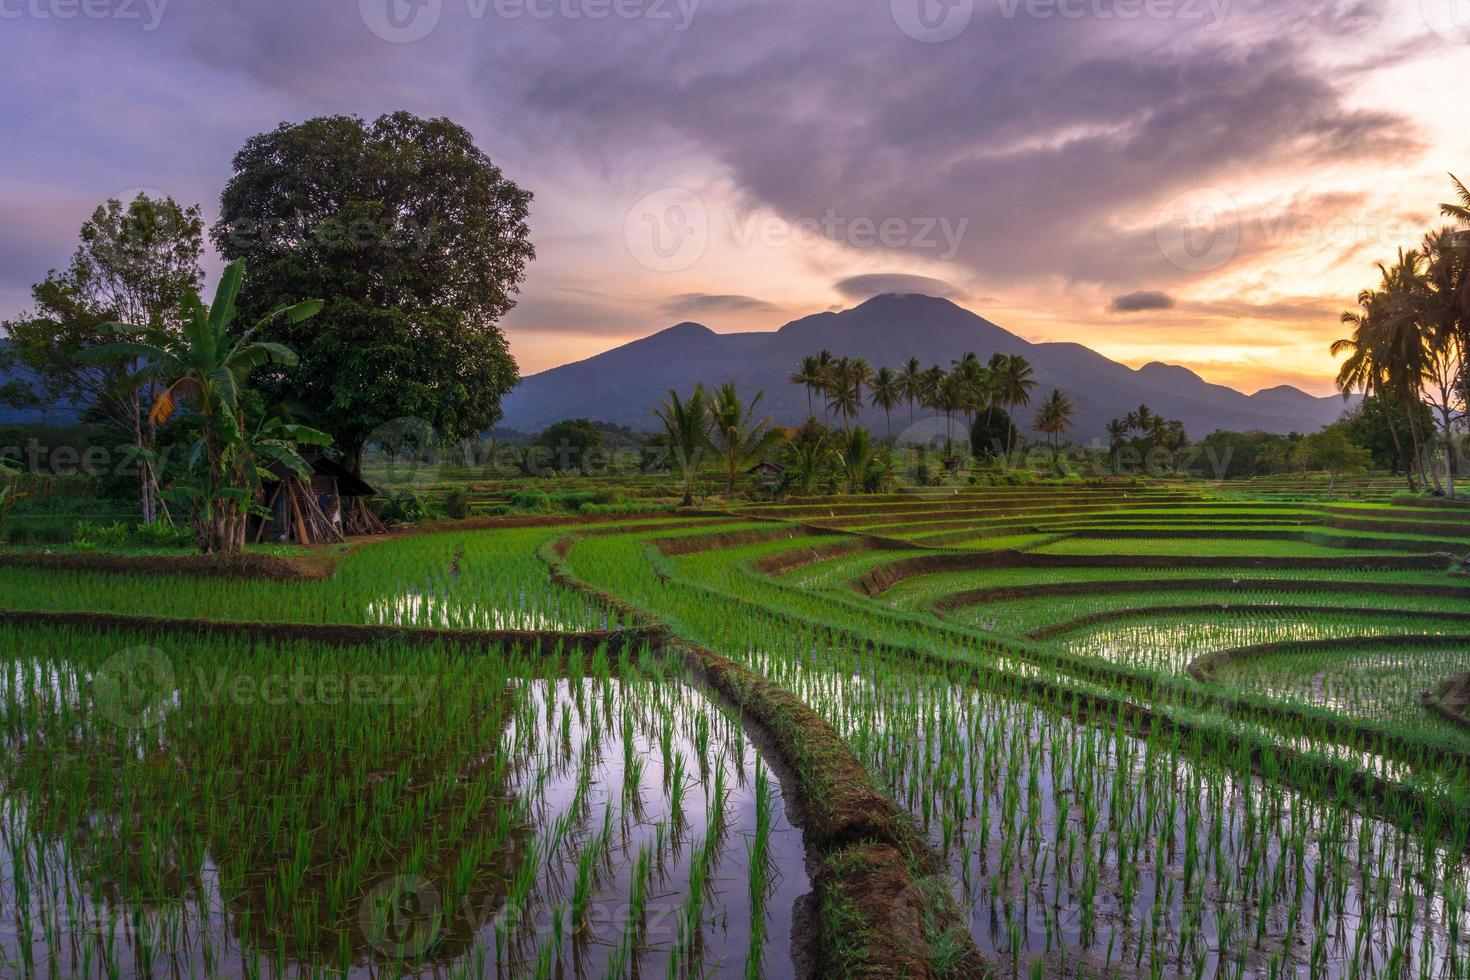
[748, 460, 787, 491]
[254, 454, 383, 544]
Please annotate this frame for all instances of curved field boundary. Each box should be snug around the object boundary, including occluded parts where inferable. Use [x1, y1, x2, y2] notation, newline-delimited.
[652, 525, 811, 557]
[0, 608, 647, 654]
[1059, 527, 1461, 554]
[1423, 674, 1470, 731]
[853, 551, 1454, 597]
[751, 538, 883, 576]
[542, 535, 987, 978]
[1187, 633, 1470, 686]
[1025, 604, 1470, 642]
[933, 577, 1470, 613]
[694, 554, 1470, 838]
[0, 515, 733, 583]
[0, 550, 342, 581]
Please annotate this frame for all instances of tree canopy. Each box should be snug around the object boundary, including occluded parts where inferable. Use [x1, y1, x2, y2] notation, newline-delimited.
[212, 111, 534, 471]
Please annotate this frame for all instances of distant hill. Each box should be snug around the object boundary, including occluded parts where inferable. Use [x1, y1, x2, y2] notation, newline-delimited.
[501, 294, 1350, 441]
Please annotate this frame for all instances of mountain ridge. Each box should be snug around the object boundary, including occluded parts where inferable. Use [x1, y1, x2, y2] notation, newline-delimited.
[502, 294, 1348, 440]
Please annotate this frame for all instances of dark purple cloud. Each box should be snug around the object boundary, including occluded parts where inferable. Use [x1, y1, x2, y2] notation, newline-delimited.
[1109, 290, 1175, 313]
[834, 274, 968, 302]
[660, 293, 777, 318]
[0, 0, 1431, 336]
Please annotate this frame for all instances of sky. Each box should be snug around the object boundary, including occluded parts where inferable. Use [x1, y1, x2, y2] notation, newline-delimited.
[2, 0, 1467, 396]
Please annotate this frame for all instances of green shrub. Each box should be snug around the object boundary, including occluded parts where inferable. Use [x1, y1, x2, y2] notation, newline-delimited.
[129, 520, 194, 549]
[443, 488, 472, 520]
[71, 520, 129, 551]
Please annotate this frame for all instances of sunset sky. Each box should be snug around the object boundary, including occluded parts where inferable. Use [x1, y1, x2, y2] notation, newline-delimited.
[2, 0, 1468, 395]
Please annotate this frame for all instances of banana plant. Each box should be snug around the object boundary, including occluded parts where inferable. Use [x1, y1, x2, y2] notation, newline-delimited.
[80, 260, 324, 553]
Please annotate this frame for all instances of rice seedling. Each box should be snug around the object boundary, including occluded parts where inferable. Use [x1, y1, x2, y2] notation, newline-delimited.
[0, 623, 807, 977]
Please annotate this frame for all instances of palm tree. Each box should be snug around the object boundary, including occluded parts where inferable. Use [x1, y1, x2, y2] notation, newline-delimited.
[789, 355, 824, 420]
[814, 349, 836, 423]
[783, 425, 835, 497]
[1442, 172, 1470, 224]
[934, 371, 969, 454]
[1413, 229, 1467, 497]
[868, 367, 903, 441]
[950, 352, 989, 431]
[1333, 288, 1415, 490]
[81, 260, 322, 553]
[837, 427, 878, 494]
[709, 384, 790, 496]
[825, 357, 862, 430]
[899, 357, 925, 430]
[1105, 419, 1130, 471]
[652, 385, 713, 507]
[996, 355, 1037, 456]
[1032, 389, 1075, 449]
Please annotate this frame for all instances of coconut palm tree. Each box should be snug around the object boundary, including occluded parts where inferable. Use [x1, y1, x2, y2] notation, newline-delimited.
[1333, 288, 1416, 490]
[789, 355, 825, 420]
[825, 357, 863, 430]
[996, 355, 1037, 456]
[652, 385, 713, 507]
[868, 366, 903, 441]
[709, 384, 790, 496]
[80, 259, 323, 553]
[933, 371, 970, 454]
[899, 357, 925, 429]
[814, 349, 836, 423]
[1442, 172, 1470, 224]
[1032, 389, 1075, 449]
[1105, 418, 1130, 470]
[950, 352, 989, 431]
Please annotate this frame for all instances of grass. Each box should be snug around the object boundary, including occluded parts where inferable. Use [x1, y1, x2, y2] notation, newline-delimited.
[4, 474, 1470, 977]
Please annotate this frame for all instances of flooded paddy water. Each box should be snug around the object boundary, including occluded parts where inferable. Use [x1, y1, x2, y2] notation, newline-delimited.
[0, 627, 808, 978]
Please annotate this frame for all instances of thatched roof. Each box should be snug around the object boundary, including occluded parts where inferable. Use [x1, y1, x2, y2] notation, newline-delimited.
[263, 453, 376, 497]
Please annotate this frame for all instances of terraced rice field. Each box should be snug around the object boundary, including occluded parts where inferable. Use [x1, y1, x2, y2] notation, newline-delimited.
[3, 480, 1469, 977]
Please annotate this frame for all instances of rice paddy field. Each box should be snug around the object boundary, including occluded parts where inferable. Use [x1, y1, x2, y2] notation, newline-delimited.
[3, 477, 1470, 977]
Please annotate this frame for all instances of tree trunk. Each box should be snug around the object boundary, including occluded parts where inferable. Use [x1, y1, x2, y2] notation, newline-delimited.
[1383, 406, 1414, 491]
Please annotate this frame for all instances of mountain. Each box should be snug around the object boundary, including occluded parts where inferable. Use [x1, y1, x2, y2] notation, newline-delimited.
[501, 294, 1350, 441]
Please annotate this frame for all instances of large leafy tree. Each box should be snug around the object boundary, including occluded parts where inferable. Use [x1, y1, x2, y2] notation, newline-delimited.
[211, 112, 534, 472]
[2, 194, 204, 521]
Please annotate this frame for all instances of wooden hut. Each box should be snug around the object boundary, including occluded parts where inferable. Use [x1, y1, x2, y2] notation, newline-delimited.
[254, 454, 384, 544]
